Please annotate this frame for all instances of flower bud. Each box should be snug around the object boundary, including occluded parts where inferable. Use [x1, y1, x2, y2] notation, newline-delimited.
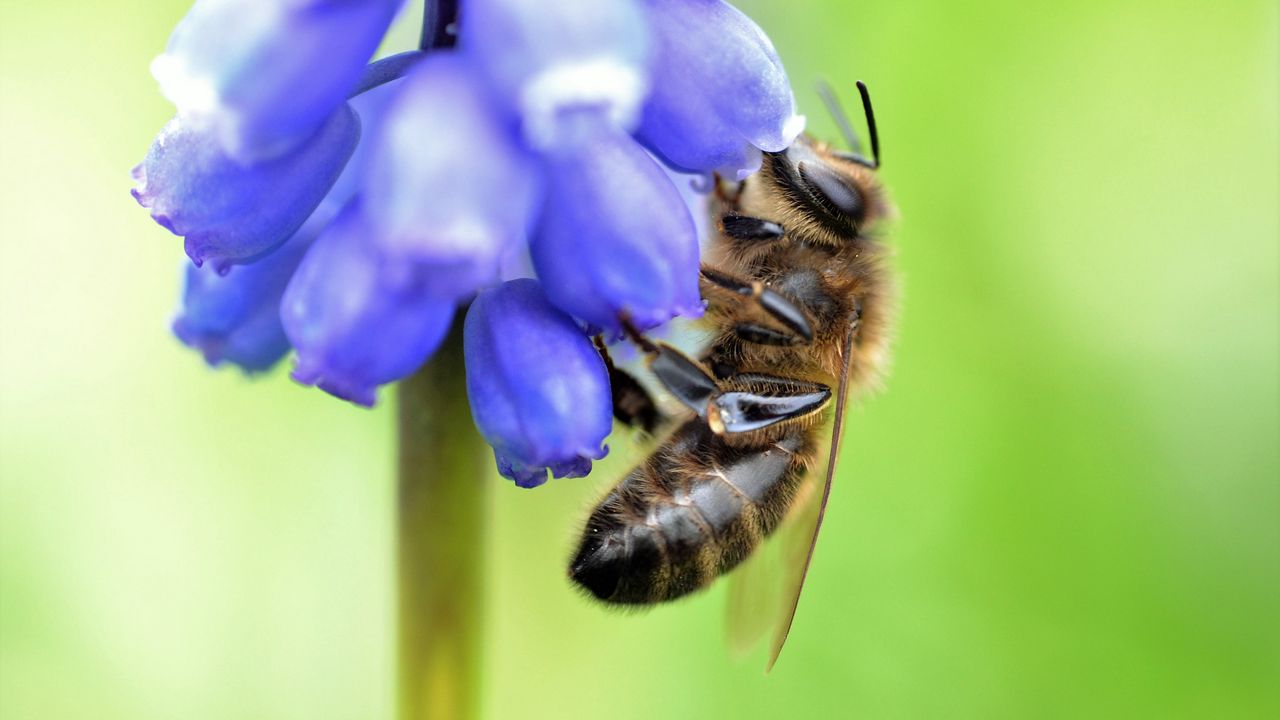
[281, 200, 454, 407]
[635, 0, 804, 179]
[165, 76, 402, 373]
[530, 123, 703, 334]
[152, 0, 404, 161]
[171, 216, 318, 373]
[463, 279, 612, 488]
[364, 53, 540, 300]
[133, 106, 359, 273]
[461, 0, 649, 149]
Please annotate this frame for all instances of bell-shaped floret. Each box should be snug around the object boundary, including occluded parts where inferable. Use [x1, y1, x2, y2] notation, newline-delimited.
[171, 216, 321, 373]
[152, 0, 403, 161]
[281, 200, 454, 407]
[133, 106, 359, 273]
[363, 53, 540, 300]
[463, 279, 612, 488]
[166, 78, 400, 372]
[530, 121, 703, 334]
[460, 0, 649, 149]
[635, 0, 804, 179]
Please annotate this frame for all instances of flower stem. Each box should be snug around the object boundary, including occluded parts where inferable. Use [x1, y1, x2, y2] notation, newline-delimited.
[420, 0, 459, 51]
[397, 325, 487, 720]
[349, 51, 425, 98]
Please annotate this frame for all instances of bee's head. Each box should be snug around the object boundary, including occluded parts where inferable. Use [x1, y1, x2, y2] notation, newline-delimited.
[761, 138, 886, 241]
[723, 82, 885, 248]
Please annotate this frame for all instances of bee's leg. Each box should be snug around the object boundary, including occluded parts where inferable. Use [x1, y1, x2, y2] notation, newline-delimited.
[593, 336, 661, 433]
[617, 316, 722, 419]
[712, 172, 743, 206]
[707, 374, 832, 435]
[700, 265, 814, 346]
[719, 214, 785, 245]
[616, 317, 830, 436]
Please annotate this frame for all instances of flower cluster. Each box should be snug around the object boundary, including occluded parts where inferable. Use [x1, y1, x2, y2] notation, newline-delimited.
[136, 0, 800, 486]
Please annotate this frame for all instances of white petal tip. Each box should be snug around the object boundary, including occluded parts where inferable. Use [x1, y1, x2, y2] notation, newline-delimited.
[151, 54, 220, 118]
[520, 59, 648, 150]
[782, 113, 807, 145]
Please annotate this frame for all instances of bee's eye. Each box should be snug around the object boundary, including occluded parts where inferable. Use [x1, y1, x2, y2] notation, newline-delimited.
[797, 161, 864, 223]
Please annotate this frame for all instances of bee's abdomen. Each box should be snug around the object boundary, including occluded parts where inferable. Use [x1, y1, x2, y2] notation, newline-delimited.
[570, 420, 810, 604]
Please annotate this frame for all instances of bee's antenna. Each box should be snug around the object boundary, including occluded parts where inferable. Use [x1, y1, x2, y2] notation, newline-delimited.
[856, 80, 881, 169]
[817, 80, 882, 170]
[816, 79, 863, 156]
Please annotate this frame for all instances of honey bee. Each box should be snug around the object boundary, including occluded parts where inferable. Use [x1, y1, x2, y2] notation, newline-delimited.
[571, 82, 894, 669]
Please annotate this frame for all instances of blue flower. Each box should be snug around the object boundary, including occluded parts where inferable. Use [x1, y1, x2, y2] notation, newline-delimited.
[171, 216, 316, 373]
[531, 118, 703, 334]
[281, 200, 455, 408]
[362, 53, 540, 300]
[636, 0, 804, 179]
[460, 0, 649, 149]
[464, 279, 612, 488]
[133, 106, 359, 273]
[136, 0, 799, 482]
[167, 76, 399, 375]
[153, 0, 404, 161]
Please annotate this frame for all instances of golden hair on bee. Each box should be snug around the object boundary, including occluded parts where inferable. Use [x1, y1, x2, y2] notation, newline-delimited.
[569, 81, 896, 670]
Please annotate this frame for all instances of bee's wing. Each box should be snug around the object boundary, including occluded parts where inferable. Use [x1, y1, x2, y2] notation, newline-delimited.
[764, 322, 859, 671]
[723, 436, 827, 655]
[724, 505, 785, 657]
[721, 322, 857, 669]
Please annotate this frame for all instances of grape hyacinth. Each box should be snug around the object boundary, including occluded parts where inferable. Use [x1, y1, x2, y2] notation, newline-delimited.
[137, 0, 802, 486]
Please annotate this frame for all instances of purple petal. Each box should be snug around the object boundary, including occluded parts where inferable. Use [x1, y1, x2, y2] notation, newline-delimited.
[171, 215, 320, 373]
[153, 0, 404, 161]
[166, 77, 404, 373]
[363, 53, 540, 300]
[530, 122, 703, 333]
[464, 279, 612, 486]
[281, 200, 454, 407]
[134, 106, 359, 273]
[636, 0, 803, 178]
[460, 0, 649, 149]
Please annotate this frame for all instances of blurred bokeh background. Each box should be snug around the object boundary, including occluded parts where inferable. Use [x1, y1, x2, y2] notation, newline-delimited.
[1, 0, 1276, 718]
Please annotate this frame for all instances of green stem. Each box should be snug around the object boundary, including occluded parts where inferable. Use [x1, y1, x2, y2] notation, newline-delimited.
[397, 327, 487, 720]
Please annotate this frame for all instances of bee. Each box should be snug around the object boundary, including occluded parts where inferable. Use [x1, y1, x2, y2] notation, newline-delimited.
[570, 82, 894, 669]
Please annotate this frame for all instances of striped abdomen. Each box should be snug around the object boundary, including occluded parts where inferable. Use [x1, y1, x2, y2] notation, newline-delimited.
[570, 419, 814, 604]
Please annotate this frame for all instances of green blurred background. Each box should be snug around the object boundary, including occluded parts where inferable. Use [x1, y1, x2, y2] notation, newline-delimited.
[1, 0, 1276, 717]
